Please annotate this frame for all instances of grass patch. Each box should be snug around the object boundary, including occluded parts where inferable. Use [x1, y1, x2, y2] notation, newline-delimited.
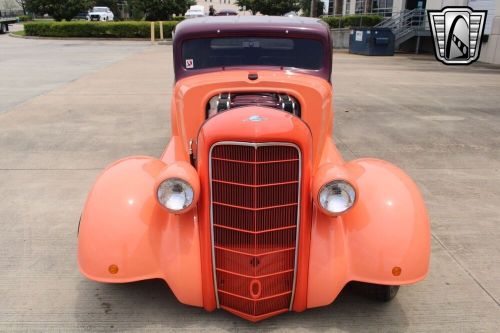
[11, 30, 26, 36]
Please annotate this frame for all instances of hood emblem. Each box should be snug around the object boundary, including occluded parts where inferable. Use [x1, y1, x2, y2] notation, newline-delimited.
[247, 115, 266, 122]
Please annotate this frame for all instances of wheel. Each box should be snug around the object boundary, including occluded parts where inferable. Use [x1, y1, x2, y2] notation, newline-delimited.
[350, 282, 400, 302]
[366, 284, 400, 302]
[0, 23, 6, 34]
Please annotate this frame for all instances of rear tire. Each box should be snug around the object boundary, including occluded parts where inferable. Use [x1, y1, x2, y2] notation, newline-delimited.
[0, 23, 7, 34]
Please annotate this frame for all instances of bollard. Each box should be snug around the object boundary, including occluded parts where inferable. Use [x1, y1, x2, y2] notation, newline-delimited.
[151, 22, 155, 43]
[159, 21, 164, 40]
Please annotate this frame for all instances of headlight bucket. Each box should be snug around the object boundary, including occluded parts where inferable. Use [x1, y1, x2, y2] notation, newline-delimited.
[318, 180, 356, 215]
[155, 162, 200, 214]
[312, 163, 359, 216]
[157, 178, 194, 213]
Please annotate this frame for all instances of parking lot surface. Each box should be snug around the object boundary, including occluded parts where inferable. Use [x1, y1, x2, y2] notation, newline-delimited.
[0, 29, 149, 113]
[0, 35, 499, 332]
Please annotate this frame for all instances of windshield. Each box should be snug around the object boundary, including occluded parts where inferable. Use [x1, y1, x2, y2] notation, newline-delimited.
[182, 37, 324, 71]
[93, 7, 107, 12]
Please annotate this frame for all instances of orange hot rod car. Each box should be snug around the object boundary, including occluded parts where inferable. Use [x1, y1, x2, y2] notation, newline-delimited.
[78, 16, 430, 322]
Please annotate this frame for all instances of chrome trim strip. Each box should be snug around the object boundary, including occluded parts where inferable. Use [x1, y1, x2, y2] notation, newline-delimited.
[208, 141, 302, 311]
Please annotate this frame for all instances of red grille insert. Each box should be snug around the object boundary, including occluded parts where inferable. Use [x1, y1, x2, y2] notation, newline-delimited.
[210, 143, 300, 320]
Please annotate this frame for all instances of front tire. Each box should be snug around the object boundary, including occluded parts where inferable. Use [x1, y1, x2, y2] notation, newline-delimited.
[350, 282, 400, 302]
[0, 23, 7, 34]
[366, 284, 400, 302]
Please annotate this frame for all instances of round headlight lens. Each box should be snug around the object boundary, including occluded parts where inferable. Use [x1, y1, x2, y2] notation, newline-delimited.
[157, 178, 194, 212]
[319, 180, 356, 214]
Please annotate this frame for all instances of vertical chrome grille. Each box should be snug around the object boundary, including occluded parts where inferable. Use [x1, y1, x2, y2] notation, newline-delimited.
[209, 142, 301, 319]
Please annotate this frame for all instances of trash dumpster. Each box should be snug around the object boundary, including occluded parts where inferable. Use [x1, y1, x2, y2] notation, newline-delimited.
[349, 28, 395, 56]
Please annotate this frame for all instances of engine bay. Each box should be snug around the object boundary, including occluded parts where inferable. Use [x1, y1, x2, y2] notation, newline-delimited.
[206, 92, 301, 118]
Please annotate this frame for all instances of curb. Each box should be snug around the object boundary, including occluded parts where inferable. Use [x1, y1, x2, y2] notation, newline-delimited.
[9, 32, 172, 44]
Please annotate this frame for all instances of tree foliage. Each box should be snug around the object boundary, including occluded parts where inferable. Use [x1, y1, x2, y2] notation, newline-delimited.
[95, 0, 119, 17]
[235, 0, 255, 15]
[130, 0, 194, 21]
[300, 0, 324, 17]
[26, 0, 95, 21]
[14, 0, 28, 15]
[236, 0, 300, 16]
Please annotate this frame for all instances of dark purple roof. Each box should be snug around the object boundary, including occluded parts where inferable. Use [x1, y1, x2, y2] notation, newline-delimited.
[172, 16, 332, 82]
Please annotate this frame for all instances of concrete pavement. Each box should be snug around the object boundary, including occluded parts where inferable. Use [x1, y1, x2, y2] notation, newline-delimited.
[0, 34, 499, 331]
[0, 28, 150, 114]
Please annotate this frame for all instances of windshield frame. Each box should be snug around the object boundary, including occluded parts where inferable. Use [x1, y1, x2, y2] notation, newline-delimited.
[172, 17, 333, 83]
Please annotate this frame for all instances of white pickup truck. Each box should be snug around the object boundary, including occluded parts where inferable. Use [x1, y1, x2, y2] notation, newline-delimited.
[0, 16, 18, 34]
[88, 7, 114, 21]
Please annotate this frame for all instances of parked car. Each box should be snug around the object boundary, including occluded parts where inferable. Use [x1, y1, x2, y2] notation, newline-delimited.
[74, 11, 89, 21]
[88, 6, 114, 21]
[78, 16, 430, 322]
[215, 9, 238, 16]
[185, 5, 205, 19]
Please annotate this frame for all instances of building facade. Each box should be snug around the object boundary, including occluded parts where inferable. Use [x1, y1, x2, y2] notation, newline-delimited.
[0, 0, 22, 14]
[326, 0, 499, 64]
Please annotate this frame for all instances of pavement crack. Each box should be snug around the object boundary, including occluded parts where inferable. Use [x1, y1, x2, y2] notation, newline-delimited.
[335, 136, 358, 159]
[432, 232, 500, 307]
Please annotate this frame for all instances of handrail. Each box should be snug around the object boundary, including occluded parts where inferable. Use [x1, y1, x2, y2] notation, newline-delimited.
[375, 9, 426, 29]
[374, 8, 427, 47]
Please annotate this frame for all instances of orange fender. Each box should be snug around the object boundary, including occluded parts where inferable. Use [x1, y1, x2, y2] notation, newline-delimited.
[77, 155, 203, 307]
[308, 158, 430, 308]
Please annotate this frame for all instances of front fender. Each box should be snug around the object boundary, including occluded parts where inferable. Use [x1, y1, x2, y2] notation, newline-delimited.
[307, 158, 430, 307]
[77, 156, 203, 306]
[343, 158, 430, 284]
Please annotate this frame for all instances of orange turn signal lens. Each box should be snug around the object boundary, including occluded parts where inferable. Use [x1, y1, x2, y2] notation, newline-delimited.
[392, 266, 402, 276]
[108, 264, 119, 274]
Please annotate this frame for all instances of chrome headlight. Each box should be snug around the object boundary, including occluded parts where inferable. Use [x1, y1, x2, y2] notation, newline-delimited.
[157, 178, 194, 213]
[318, 180, 356, 215]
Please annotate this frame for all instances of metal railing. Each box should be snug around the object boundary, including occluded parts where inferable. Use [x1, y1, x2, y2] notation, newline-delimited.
[375, 9, 427, 46]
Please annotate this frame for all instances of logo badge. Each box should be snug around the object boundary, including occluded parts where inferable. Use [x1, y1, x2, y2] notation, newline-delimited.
[428, 7, 487, 65]
[247, 115, 266, 122]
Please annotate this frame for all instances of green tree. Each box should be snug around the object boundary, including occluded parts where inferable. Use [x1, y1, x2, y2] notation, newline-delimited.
[95, 0, 119, 17]
[15, 0, 28, 15]
[300, 0, 324, 17]
[236, 0, 299, 16]
[130, 0, 194, 21]
[26, 0, 95, 21]
[235, 0, 256, 15]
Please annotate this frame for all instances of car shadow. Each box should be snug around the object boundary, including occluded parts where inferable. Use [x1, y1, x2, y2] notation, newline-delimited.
[74, 279, 409, 331]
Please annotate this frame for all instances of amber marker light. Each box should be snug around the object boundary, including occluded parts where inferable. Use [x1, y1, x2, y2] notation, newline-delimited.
[108, 264, 119, 274]
[392, 266, 402, 276]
